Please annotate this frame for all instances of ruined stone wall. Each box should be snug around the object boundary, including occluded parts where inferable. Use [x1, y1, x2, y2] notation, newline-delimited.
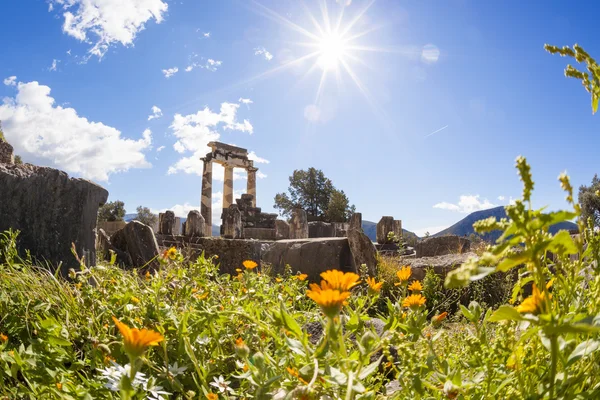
[0, 163, 108, 276]
[0, 141, 14, 164]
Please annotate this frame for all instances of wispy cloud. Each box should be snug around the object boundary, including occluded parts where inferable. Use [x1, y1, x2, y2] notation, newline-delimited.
[254, 47, 273, 61]
[148, 105, 163, 121]
[425, 124, 448, 138]
[433, 195, 497, 214]
[162, 67, 179, 78]
[49, 59, 59, 71]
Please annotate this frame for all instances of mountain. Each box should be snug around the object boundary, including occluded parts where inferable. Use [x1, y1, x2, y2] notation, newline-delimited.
[362, 220, 419, 243]
[432, 206, 578, 242]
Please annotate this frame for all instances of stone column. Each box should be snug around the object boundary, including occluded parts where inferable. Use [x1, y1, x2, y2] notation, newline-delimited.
[201, 158, 213, 236]
[223, 164, 234, 210]
[247, 167, 258, 207]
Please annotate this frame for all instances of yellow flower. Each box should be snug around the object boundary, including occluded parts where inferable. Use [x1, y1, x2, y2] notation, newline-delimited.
[306, 281, 351, 318]
[296, 273, 308, 281]
[319, 270, 361, 291]
[195, 292, 209, 300]
[516, 284, 551, 315]
[145, 271, 151, 281]
[56, 382, 62, 390]
[0, 333, 8, 342]
[130, 296, 140, 304]
[402, 294, 426, 310]
[162, 247, 178, 260]
[243, 363, 249, 372]
[207, 394, 218, 400]
[75, 283, 82, 289]
[287, 367, 309, 384]
[276, 277, 283, 282]
[243, 260, 258, 270]
[408, 280, 423, 292]
[366, 277, 383, 293]
[112, 317, 164, 357]
[395, 266, 412, 285]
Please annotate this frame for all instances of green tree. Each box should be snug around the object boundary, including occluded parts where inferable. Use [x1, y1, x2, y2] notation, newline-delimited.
[0, 121, 4, 142]
[578, 174, 600, 227]
[325, 189, 355, 222]
[134, 206, 158, 227]
[14, 155, 22, 165]
[97, 200, 126, 222]
[545, 43, 600, 114]
[274, 168, 355, 222]
[274, 168, 334, 219]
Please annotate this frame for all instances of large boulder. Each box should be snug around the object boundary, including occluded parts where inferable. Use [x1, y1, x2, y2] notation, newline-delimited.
[399, 252, 477, 281]
[111, 221, 160, 271]
[261, 237, 355, 282]
[347, 228, 378, 276]
[308, 221, 336, 238]
[185, 210, 204, 237]
[416, 235, 471, 258]
[223, 205, 243, 239]
[376, 216, 395, 244]
[289, 208, 309, 239]
[96, 228, 133, 266]
[158, 211, 175, 235]
[0, 163, 108, 276]
[275, 219, 290, 240]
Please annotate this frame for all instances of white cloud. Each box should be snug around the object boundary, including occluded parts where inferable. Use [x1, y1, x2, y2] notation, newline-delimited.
[0, 79, 152, 181]
[167, 101, 254, 177]
[49, 0, 168, 59]
[148, 105, 162, 120]
[156, 145, 165, 152]
[49, 59, 59, 71]
[497, 195, 505, 201]
[421, 44, 440, 64]
[336, 0, 352, 5]
[248, 150, 269, 164]
[433, 195, 497, 214]
[254, 47, 273, 61]
[257, 171, 267, 179]
[203, 32, 210, 38]
[239, 98, 253, 108]
[185, 58, 222, 72]
[66, 49, 71, 55]
[3, 76, 17, 86]
[162, 67, 179, 78]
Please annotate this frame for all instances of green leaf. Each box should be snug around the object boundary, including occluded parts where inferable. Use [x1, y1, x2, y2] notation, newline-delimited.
[48, 336, 72, 346]
[496, 252, 529, 272]
[358, 355, 383, 380]
[280, 303, 303, 339]
[460, 305, 474, 321]
[567, 340, 600, 366]
[488, 306, 524, 322]
[543, 323, 600, 335]
[547, 230, 578, 255]
[592, 94, 598, 114]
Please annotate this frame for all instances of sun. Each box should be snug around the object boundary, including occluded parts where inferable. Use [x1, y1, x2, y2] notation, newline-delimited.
[317, 33, 347, 70]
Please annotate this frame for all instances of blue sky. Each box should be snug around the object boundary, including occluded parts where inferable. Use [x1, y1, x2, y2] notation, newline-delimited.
[1, 0, 599, 236]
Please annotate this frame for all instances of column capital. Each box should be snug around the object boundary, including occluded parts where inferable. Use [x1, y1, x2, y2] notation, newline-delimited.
[247, 166, 258, 172]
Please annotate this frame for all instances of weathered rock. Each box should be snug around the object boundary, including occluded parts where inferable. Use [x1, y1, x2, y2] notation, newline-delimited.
[111, 221, 160, 270]
[275, 219, 290, 240]
[156, 235, 262, 276]
[333, 222, 349, 237]
[0, 163, 108, 276]
[261, 237, 354, 281]
[244, 227, 276, 240]
[347, 228, 378, 276]
[185, 210, 205, 237]
[416, 235, 471, 258]
[376, 216, 395, 244]
[393, 220, 402, 239]
[0, 141, 14, 164]
[349, 212, 362, 231]
[289, 208, 308, 239]
[223, 205, 243, 239]
[96, 228, 132, 266]
[158, 211, 175, 235]
[308, 221, 336, 238]
[400, 252, 477, 281]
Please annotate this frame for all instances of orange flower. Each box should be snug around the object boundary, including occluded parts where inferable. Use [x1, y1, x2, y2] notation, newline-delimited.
[243, 260, 258, 270]
[296, 273, 308, 281]
[0, 333, 7, 342]
[433, 312, 448, 324]
[287, 367, 309, 384]
[319, 270, 361, 291]
[408, 280, 422, 292]
[195, 292, 209, 300]
[207, 394, 218, 400]
[112, 317, 164, 357]
[145, 271, 151, 280]
[366, 277, 383, 293]
[306, 281, 351, 318]
[395, 266, 412, 285]
[516, 284, 551, 315]
[162, 247, 177, 260]
[56, 382, 62, 390]
[275, 277, 283, 282]
[402, 294, 426, 310]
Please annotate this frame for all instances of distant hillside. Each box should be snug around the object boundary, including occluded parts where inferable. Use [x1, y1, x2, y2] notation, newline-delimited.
[362, 220, 419, 243]
[433, 206, 578, 242]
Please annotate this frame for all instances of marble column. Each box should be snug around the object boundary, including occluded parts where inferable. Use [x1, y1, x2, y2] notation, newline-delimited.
[201, 158, 213, 236]
[247, 167, 258, 207]
[223, 164, 234, 210]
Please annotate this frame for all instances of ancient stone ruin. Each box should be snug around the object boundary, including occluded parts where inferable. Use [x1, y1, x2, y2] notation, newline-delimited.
[0, 156, 107, 276]
[0, 140, 14, 164]
[415, 235, 471, 258]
